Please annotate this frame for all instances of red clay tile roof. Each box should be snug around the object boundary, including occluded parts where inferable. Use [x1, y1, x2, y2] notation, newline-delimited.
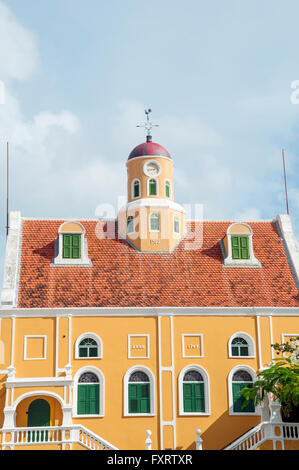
[17, 219, 299, 308]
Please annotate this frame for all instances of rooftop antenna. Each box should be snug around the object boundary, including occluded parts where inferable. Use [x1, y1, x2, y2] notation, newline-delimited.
[6, 142, 9, 237]
[136, 108, 159, 142]
[282, 148, 290, 215]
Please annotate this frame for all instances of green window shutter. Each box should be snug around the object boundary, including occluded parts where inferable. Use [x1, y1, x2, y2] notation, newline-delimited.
[194, 383, 205, 412]
[231, 236, 241, 259]
[134, 182, 140, 198]
[165, 182, 170, 198]
[71, 234, 81, 259]
[77, 384, 99, 415]
[183, 383, 193, 412]
[240, 236, 250, 259]
[63, 235, 71, 259]
[149, 180, 157, 196]
[129, 384, 139, 413]
[232, 383, 254, 412]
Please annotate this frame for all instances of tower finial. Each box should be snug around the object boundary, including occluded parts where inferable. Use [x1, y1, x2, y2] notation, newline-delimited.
[137, 108, 159, 142]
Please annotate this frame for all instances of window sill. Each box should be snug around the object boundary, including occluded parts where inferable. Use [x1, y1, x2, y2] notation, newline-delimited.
[228, 355, 255, 359]
[75, 356, 102, 360]
[124, 413, 155, 417]
[229, 412, 258, 416]
[73, 414, 104, 418]
[179, 412, 210, 416]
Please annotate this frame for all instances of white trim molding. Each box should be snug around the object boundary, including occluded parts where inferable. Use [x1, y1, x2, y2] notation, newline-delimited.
[228, 332, 255, 359]
[123, 365, 155, 417]
[73, 366, 105, 418]
[75, 332, 103, 359]
[182, 334, 204, 358]
[24, 335, 47, 360]
[178, 364, 211, 416]
[222, 223, 261, 267]
[128, 334, 150, 359]
[281, 333, 299, 358]
[228, 365, 260, 416]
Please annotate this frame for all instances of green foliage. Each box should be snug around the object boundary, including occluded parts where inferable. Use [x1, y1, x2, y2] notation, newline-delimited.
[241, 337, 299, 416]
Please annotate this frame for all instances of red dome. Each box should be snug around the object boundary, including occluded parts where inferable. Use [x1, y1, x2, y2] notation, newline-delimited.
[128, 141, 171, 160]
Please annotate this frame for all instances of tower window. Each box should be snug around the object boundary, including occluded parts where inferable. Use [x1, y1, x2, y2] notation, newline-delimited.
[231, 236, 250, 260]
[150, 213, 160, 231]
[63, 234, 81, 259]
[174, 216, 180, 234]
[127, 216, 134, 234]
[149, 179, 157, 196]
[165, 180, 171, 198]
[133, 180, 140, 198]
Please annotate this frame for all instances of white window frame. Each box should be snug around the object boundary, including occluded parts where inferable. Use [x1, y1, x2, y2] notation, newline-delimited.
[131, 178, 141, 199]
[228, 332, 255, 358]
[178, 365, 211, 416]
[223, 223, 261, 267]
[128, 334, 150, 359]
[173, 215, 180, 236]
[124, 365, 155, 417]
[182, 334, 204, 358]
[24, 335, 47, 360]
[147, 178, 159, 197]
[75, 332, 103, 359]
[73, 366, 105, 418]
[228, 365, 260, 416]
[149, 212, 160, 232]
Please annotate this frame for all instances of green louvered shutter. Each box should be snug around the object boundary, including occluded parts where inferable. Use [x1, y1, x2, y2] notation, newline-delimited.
[63, 234, 71, 258]
[140, 384, 150, 413]
[240, 236, 250, 259]
[194, 383, 205, 412]
[231, 236, 241, 259]
[183, 383, 193, 412]
[232, 383, 254, 412]
[77, 384, 99, 415]
[129, 384, 139, 413]
[72, 234, 81, 258]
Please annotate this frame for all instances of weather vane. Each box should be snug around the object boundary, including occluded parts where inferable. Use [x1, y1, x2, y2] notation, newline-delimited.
[137, 108, 159, 142]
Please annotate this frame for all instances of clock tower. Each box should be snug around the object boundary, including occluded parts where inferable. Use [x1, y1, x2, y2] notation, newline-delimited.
[118, 116, 186, 252]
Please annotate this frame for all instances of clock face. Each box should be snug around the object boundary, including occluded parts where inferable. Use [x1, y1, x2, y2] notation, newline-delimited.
[144, 161, 161, 177]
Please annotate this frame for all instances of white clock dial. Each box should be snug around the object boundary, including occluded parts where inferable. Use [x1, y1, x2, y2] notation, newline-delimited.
[144, 161, 161, 177]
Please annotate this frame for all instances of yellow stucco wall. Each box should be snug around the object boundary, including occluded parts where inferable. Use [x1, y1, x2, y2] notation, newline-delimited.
[0, 313, 299, 450]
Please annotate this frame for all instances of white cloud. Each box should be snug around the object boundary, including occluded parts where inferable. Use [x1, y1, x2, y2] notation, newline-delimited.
[0, 1, 39, 80]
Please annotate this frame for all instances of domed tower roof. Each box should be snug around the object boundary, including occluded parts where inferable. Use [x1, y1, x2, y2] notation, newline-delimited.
[128, 138, 171, 160]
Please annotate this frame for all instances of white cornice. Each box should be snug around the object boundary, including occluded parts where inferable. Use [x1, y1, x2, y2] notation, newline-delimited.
[0, 306, 299, 317]
[124, 198, 185, 213]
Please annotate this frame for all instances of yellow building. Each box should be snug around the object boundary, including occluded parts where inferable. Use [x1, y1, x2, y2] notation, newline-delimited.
[0, 133, 299, 451]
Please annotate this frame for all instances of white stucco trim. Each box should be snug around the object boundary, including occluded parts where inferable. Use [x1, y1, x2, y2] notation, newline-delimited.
[182, 334, 204, 358]
[228, 365, 260, 416]
[73, 366, 105, 418]
[125, 198, 186, 214]
[228, 332, 255, 358]
[128, 334, 150, 359]
[24, 335, 47, 360]
[276, 214, 299, 288]
[281, 333, 299, 358]
[1, 212, 22, 307]
[123, 365, 155, 417]
[178, 364, 211, 416]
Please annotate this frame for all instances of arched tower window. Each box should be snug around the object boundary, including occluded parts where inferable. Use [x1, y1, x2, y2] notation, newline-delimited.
[127, 216, 134, 234]
[132, 179, 140, 199]
[148, 179, 158, 196]
[165, 180, 171, 198]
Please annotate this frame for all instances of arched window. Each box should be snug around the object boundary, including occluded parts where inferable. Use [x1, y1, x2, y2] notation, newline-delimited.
[127, 216, 134, 234]
[228, 333, 255, 358]
[150, 213, 160, 232]
[231, 337, 249, 357]
[75, 333, 103, 359]
[231, 369, 254, 413]
[124, 366, 155, 416]
[78, 338, 99, 358]
[165, 180, 171, 198]
[132, 179, 140, 199]
[179, 366, 210, 415]
[148, 179, 157, 196]
[77, 372, 100, 415]
[128, 371, 150, 414]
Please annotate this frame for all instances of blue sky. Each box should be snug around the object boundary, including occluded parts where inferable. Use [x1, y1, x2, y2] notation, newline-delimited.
[0, 0, 299, 284]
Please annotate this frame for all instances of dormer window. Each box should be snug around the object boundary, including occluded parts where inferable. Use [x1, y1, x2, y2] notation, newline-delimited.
[52, 221, 92, 266]
[222, 223, 261, 267]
